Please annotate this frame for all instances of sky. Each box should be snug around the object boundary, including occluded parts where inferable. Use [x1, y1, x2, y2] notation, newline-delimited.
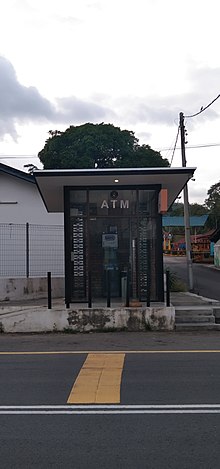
[0, 0, 220, 205]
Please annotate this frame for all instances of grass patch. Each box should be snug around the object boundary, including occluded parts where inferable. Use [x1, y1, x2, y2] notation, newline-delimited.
[166, 269, 187, 292]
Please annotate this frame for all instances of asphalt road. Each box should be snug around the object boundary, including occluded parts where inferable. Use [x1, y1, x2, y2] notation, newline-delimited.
[164, 255, 220, 300]
[1, 334, 220, 468]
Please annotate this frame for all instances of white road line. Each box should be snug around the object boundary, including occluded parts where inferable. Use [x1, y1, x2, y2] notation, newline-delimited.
[1, 409, 220, 415]
[1, 404, 220, 415]
[0, 404, 220, 409]
[1, 350, 220, 355]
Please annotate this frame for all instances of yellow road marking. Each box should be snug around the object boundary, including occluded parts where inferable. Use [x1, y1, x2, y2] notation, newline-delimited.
[67, 353, 125, 404]
[1, 350, 220, 355]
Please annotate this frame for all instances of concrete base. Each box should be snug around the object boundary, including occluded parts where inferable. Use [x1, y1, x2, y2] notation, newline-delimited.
[0, 277, 64, 301]
[0, 301, 175, 333]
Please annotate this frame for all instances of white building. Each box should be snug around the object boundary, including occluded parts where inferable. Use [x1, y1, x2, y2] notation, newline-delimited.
[0, 163, 63, 225]
[0, 163, 64, 281]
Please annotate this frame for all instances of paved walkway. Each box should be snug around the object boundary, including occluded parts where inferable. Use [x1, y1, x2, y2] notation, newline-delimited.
[1, 291, 219, 309]
[171, 291, 220, 307]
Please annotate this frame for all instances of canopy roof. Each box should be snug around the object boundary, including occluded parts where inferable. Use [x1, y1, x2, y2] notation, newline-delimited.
[34, 167, 196, 213]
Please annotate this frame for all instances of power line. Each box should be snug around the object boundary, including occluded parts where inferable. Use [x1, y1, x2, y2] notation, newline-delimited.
[159, 142, 220, 151]
[185, 93, 220, 118]
[1, 141, 220, 159]
[170, 126, 180, 166]
[161, 130, 180, 162]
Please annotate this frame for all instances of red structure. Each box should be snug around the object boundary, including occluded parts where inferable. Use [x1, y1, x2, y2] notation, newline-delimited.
[172, 230, 215, 262]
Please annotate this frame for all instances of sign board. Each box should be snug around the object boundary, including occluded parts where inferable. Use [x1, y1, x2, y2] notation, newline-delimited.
[102, 234, 118, 248]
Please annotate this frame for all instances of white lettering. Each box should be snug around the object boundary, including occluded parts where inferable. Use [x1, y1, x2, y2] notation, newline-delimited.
[120, 200, 129, 209]
[100, 199, 130, 209]
[101, 200, 109, 209]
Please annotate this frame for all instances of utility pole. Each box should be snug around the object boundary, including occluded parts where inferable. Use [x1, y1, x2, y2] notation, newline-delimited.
[179, 112, 194, 291]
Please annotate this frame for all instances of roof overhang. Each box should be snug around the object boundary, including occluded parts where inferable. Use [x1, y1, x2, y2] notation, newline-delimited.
[34, 167, 196, 213]
[0, 162, 34, 183]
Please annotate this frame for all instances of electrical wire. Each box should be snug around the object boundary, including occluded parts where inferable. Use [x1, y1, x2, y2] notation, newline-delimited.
[170, 126, 180, 167]
[1, 139, 220, 160]
[185, 93, 220, 118]
[158, 142, 220, 151]
[162, 131, 180, 162]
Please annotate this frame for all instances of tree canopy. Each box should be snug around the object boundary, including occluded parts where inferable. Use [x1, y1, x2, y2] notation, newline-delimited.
[166, 202, 209, 235]
[38, 123, 169, 169]
[205, 181, 220, 229]
[168, 202, 208, 217]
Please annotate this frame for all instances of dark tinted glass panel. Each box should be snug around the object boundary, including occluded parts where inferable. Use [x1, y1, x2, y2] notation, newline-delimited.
[67, 187, 161, 302]
[70, 190, 87, 216]
[89, 218, 130, 298]
[139, 190, 157, 217]
[89, 189, 137, 216]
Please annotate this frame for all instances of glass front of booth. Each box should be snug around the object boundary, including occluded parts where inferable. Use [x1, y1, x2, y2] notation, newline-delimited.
[64, 186, 163, 304]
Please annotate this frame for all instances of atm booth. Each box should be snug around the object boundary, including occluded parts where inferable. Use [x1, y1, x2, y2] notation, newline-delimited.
[35, 167, 195, 306]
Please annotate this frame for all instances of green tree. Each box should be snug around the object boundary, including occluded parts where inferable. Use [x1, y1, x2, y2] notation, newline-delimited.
[168, 202, 208, 217]
[190, 203, 208, 216]
[205, 181, 220, 229]
[38, 123, 169, 169]
[166, 201, 209, 236]
[168, 202, 184, 216]
[23, 163, 39, 174]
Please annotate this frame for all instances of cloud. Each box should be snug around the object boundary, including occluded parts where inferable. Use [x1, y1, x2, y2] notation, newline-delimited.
[0, 56, 113, 140]
[55, 96, 114, 122]
[136, 131, 152, 142]
[114, 90, 220, 128]
[1, 56, 220, 142]
[0, 56, 55, 139]
[111, 65, 220, 128]
[188, 184, 209, 204]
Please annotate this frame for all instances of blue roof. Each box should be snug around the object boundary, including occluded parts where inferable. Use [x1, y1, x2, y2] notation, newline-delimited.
[162, 215, 208, 227]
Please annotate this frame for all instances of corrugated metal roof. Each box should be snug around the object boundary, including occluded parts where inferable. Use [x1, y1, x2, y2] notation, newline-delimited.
[162, 215, 208, 227]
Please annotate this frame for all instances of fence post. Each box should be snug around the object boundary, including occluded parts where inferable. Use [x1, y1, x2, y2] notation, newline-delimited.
[107, 270, 111, 307]
[146, 240, 151, 307]
[26, 222, 29, 278]
[166, 269, 170, 307]
[88, 270, 92, 308]
[47, 271, 52, 309]
[125, 269, 130, 307]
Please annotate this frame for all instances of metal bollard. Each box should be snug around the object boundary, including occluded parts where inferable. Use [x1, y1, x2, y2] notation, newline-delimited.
[166, 269, 170, 307]
[107, 270, 111, 307]
[47, 271, 52, 309]
[88, 270, 92, 308]
[146, 240, 151, 307]
[125, 270, 130, 307]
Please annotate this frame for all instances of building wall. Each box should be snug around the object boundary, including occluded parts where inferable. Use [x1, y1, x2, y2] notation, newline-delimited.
[0, 277, 64, 301]
[214, 241, 220, 268]
[0, 172, 64, 281]
[0, 173, 63, 225]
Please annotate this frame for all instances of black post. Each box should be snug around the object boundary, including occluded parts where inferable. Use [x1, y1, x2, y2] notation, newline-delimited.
[125, 269, 130, 307]
[146, 240, 151, 307]
[88, 270, 92, 308]
[107, 270, 111, 307]
[47, 271, 52, 309]
[26, 222, 29, 278]
[166, 269, 170, 307]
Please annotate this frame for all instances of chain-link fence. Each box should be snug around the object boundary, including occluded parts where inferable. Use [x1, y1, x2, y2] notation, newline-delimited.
[0, 224, 64, 277]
